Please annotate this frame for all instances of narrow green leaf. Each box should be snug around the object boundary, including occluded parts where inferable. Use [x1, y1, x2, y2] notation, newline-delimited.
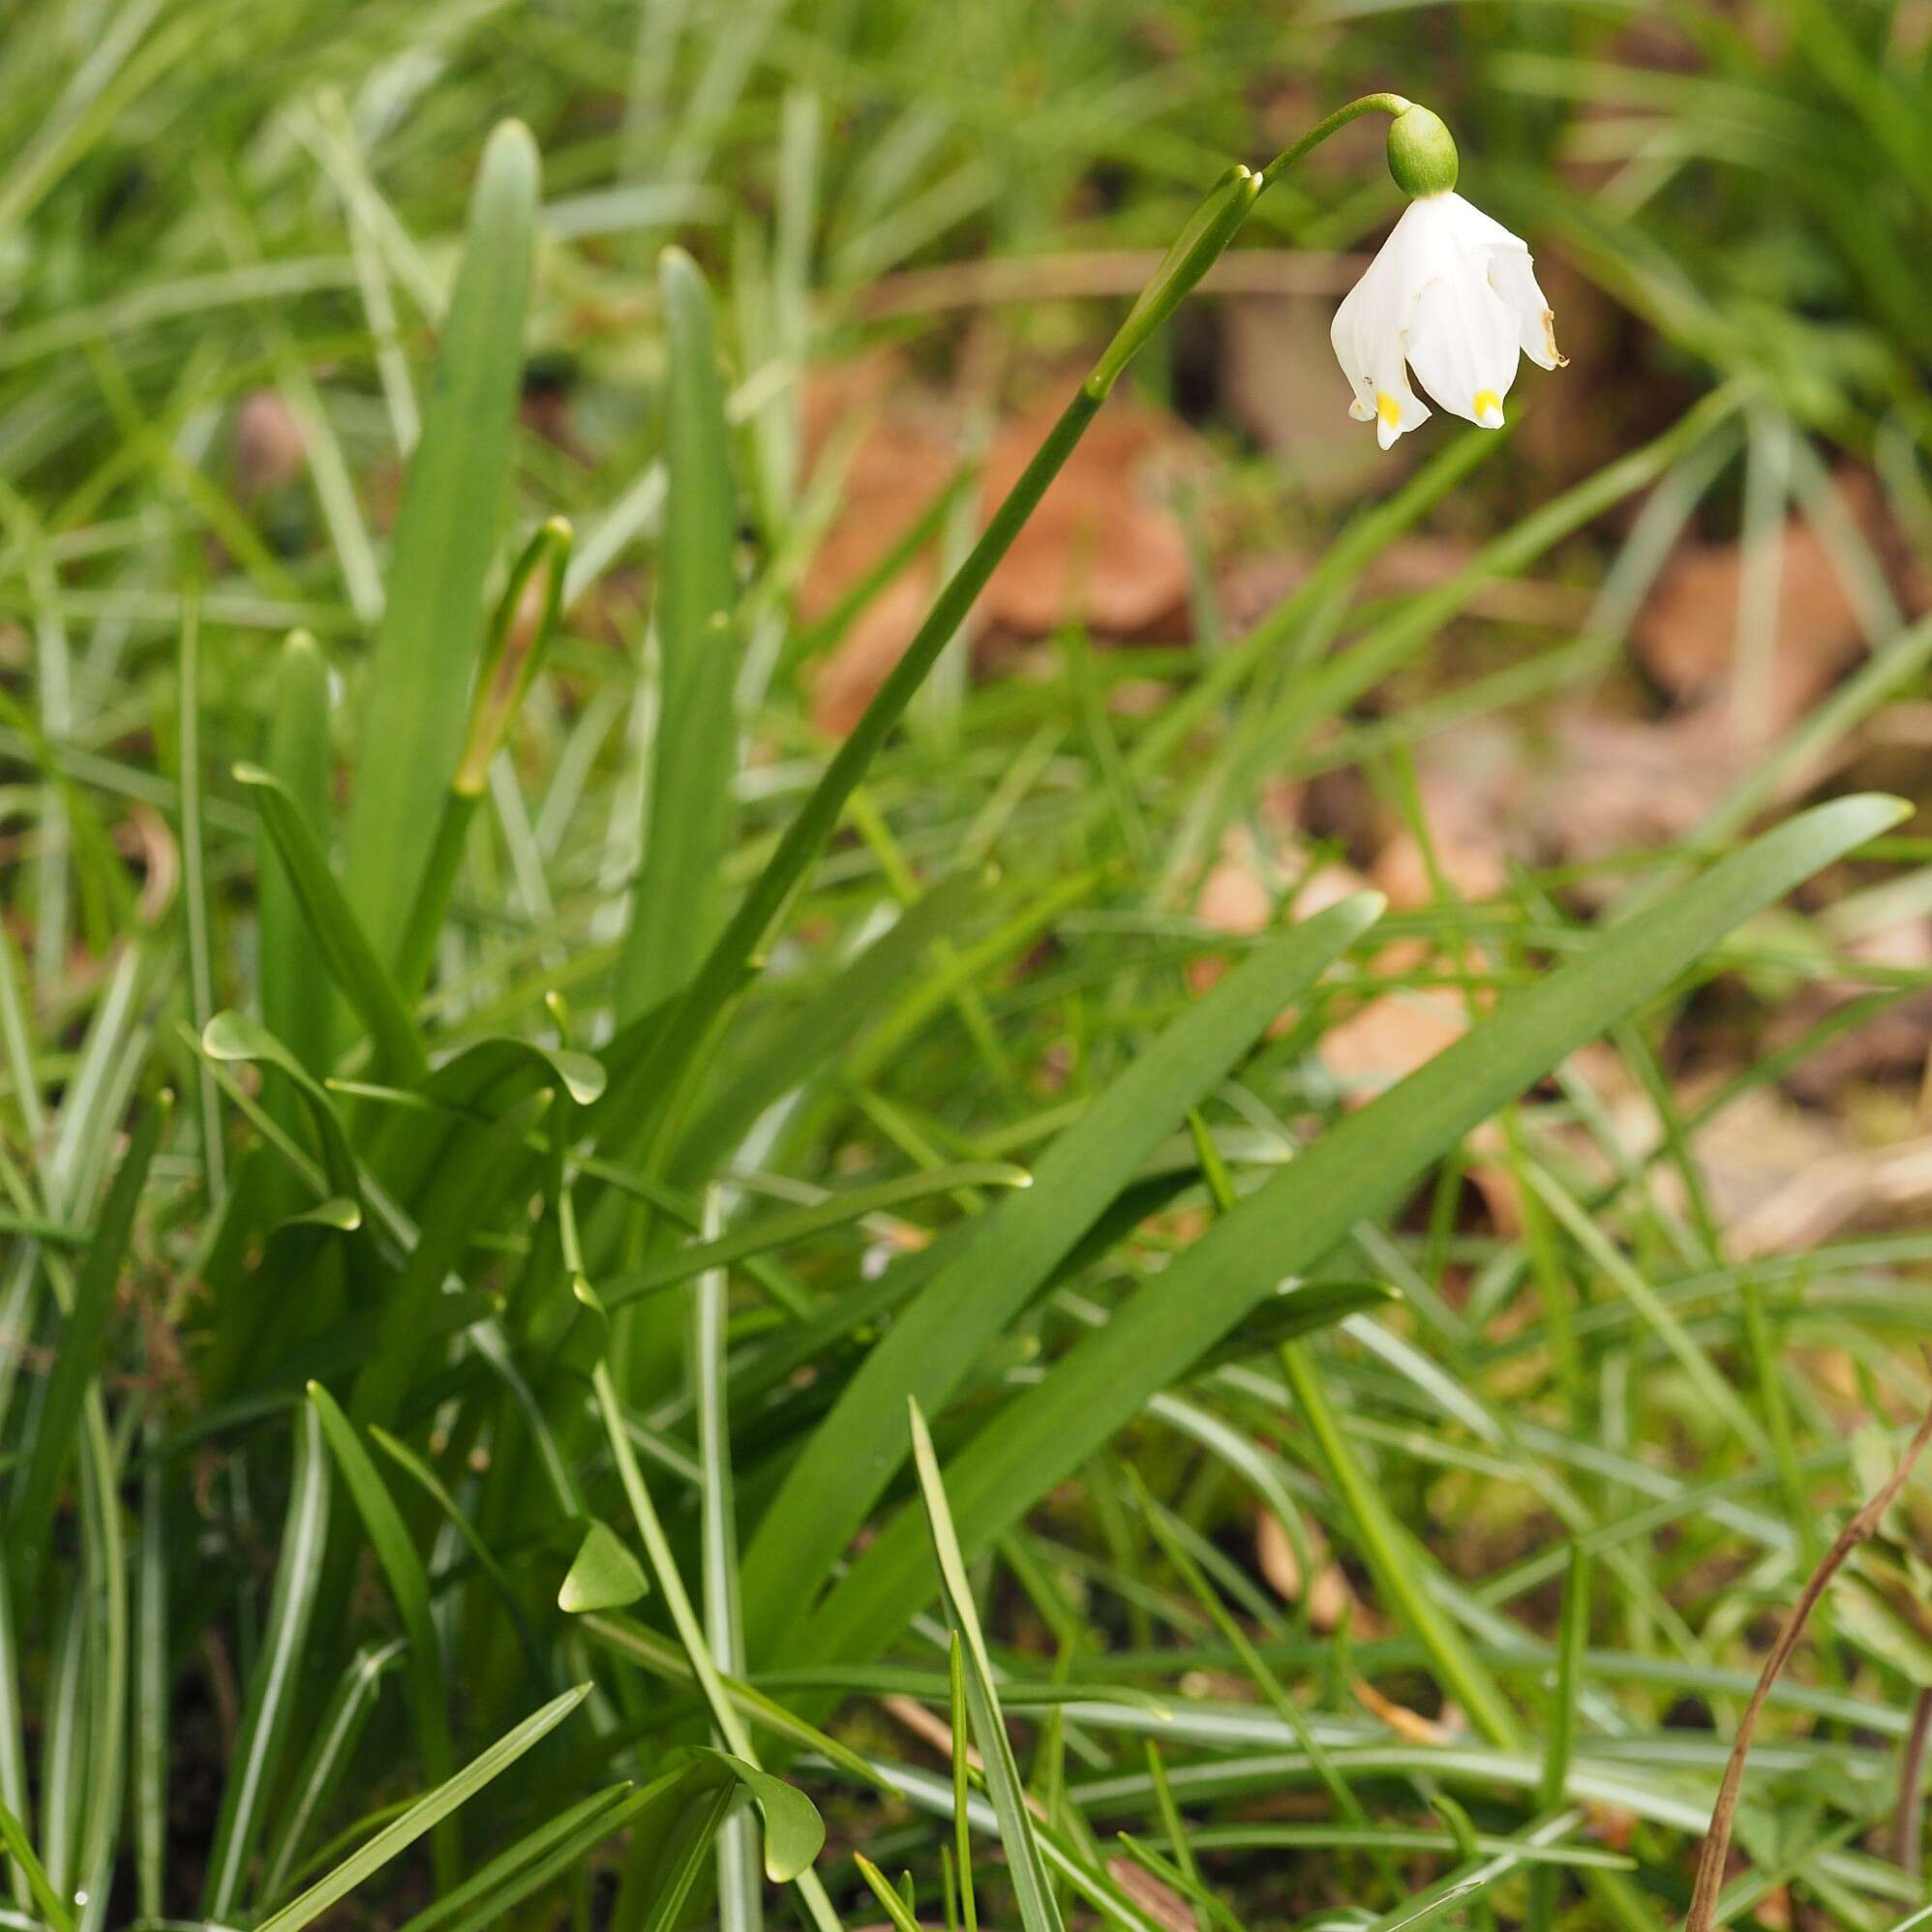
[253, 1684, 590, 1932]
[0, 1791, 71, 1932]
[577, 1613, 887, 1794]
[235, 764, 426, 1080]
[203, 1402, 333, 1921]
[602, 1162, 1031, 1308]
[305, 1382, 457, 1888]
[560, 1519, 650, 1613]
[396, 1781, 644, 1932]
[677, 868, 984, 1175]
[10, 1094, 166, 1585]
[744, 893, 1382, 1660]
[800, 794, 1909, 1670]
[908, 1400, 1065, 1932]
[856, 1854, 923, 1932]
[615, 245, 740, 1023]
[344, 119, 541, 967]
[258, 1642, 404, 1907]
[258, 630, 335, 1094]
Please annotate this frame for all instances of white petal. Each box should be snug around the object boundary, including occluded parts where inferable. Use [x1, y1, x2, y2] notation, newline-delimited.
[1488, 248, 1566, 371]
[1430, 192, 1528, 254]
[1404, 265, 1520, 428]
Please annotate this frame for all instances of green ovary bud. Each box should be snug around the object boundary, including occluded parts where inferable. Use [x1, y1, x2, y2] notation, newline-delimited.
[1386, 105, 1459, 199]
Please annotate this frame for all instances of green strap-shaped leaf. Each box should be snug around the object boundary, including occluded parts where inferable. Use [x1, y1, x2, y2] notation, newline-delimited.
[395, 1781, 646, 1932]
[742, 892, 1383, 1661]
[9, 1093, 166, 1586]
[236, 766, 426, 1082]
[615, 245, 740, 1023]
[252, 1684, 590, 1932]
[203, 1402, 333, 1920]
[350, 1090, 550, 1432]
[258, 630, 335, 1094]
[602, 1162, 1032, 1308]
[676, 867, 985, 1176]
[0, 1791, 72, 1932]
[306, 1383, 457, 1888]
[798, 793, 1909, 1671]
[908, 1402, 1064, 1932]
[343, 119, 540, 968]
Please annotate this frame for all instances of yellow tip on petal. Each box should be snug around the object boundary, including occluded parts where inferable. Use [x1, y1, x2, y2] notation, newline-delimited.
[1375, 390, 1402, 428]
[1473, 390, 1504, 428]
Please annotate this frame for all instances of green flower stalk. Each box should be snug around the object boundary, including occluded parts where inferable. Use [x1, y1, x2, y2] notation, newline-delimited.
[600, 93, 1544, 1161]
[396, 515, 572, 998]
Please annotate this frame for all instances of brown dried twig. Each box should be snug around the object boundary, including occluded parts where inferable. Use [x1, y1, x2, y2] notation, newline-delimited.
[1686, 1390, 1932, 1931]
[1898, 1686, 1932, 1873]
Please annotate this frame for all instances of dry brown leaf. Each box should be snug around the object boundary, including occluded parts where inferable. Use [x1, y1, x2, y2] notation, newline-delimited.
[1633, 471, 1892, 740]
[1254, 1508, 1369, 1634]
[1351, 1675, 1457, 1746]
[1108, 1857, 1197, 1932]
[1541, 705, 1744, 868]
[978, 389, 1193, 637]
[1731, 1133, 1932, 1258]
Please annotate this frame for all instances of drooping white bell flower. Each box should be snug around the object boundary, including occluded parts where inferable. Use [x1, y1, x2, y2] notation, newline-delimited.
[1330, 107, 1564, 449]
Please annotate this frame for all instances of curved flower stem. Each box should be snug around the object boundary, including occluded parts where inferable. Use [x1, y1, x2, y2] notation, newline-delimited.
[597, 94, 1419, 1162]
[1257, 92, 1413, 192]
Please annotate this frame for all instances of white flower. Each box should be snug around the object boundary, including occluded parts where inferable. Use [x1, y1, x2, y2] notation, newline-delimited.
[1330, 191, 1564, 449]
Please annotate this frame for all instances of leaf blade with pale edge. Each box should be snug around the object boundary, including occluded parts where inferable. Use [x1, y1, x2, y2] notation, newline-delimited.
[9, 1094, 166, 1585]
[907, 1400, 1065, 1932]
[253, 1684, 590, 1932]
[800, 794, 1909, 1669]
[0, 1792, 72, 1932]
[743, 893, 1384, 1661]
[602, 1162, 1032, 1307]
[203, 1403, 333, 1920]
[343, 119, 540, 968]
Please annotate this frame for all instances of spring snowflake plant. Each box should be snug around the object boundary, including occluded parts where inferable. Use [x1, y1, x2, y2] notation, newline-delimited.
[1330, 105, 1567, 448]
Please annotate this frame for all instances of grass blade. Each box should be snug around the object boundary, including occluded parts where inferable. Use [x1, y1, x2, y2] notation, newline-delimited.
[306, 1382, 457, 1889]
[615, 246, 740, 1023]
[257, 631, 336, 1091]
[9, 1093, 166, 1587]
[236, 764, 425, 1081]
[602, 1162, 1032, 1307]
[343, 119, 540, 969]
[203, 1401, 333, 1921]
[908, 1401, 1064, 1932]
[0, 1793, 71, 1932]
[253, 1684, 590, 1932]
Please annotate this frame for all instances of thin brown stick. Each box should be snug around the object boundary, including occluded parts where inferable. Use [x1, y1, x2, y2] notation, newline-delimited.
[1686, 1390, 1932, 1931]
[1898, 1685, 1932, 1872]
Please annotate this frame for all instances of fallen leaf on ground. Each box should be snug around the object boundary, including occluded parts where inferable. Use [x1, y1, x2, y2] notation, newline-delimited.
[1255, 1509, 1373, 1635]
[978, 386, 1194, 636]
